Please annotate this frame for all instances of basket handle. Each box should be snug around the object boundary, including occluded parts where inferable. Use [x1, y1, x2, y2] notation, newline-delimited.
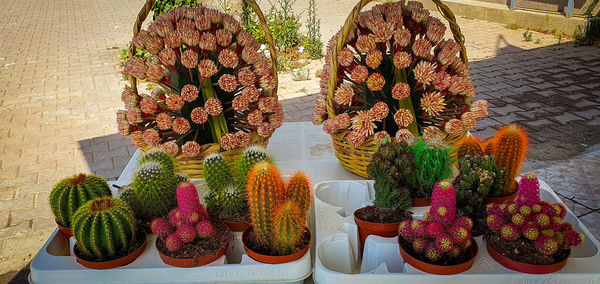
[326, 0, 467, 118]
[128, 0, 279, 98]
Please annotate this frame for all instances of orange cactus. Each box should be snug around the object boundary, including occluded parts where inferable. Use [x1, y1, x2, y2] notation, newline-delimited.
[455, 136, 484, 159]
[273, 200, 304, 255]
[284, 171, 312, 217]
[492, 124, 528, 195]
[483, 137, 496, 156]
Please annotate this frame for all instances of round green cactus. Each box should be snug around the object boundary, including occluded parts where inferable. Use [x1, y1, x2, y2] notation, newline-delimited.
[72, 197, 137, 260]
[203, 153, 233, 193]
[235, 145, 272, 186]
[49, 173, 112, 228]
[138, 148, 176, 174]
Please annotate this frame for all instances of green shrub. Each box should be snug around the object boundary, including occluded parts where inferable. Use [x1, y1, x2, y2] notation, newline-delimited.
[305, 0, 323, 59]
[152, 0, 201, 20]
[242, 0, 303, 52]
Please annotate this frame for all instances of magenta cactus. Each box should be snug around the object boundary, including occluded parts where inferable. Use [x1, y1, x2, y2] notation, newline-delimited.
[169, 208, 187, 227]
[426, 222, 444, 238]
[410, 220, 427, 238]
[177, 224, 197, 243]
[516, 174, 540, 207]
[535, 235, 558, 255]
[511, 213, 526, 227]
[500, 224, 519, 241]
[519, 205, 532, 217]
[486, 215, 503, 232]
[435, 233, 454, 253]
[398, 220, 413, 240]
[412, 237, 428, 254]
[455, 216, 473, 231]
[425, 244, 442, 262]
[166, 233, 183, 252]
[450, 226, 469, 243]
[195, 220, 218, 238]
[151, 218, 173, 238]
[534, 213, 551, 229]
[522, 223, 540, 240]
[430, 181, 456, 226]
[177, 182, 202, 218]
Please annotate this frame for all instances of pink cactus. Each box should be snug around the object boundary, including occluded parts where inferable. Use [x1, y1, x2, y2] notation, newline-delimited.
[169, 208, 187, 227]
[425, 243, 442, 262]
[195, 220, 218, 238]
[534, 213, 551, 229]
[516, 174, 540, 207]
[511, 213, 526, 227]
[176, 182, 202, 220]
[435, 233, 454, 253]
[426, 222, 444, 238]
[398, 220, 413, 240]
[166, 233, 183, 252]
[151, 218, 173, 238]
[410, 220, 427, 238]
[535, 235, 558, 255]
[412, 237, 428, 253]
[430, 181, 456, 226]
[519, 205, 532, 216]
[500, 224, 519, 241]
[522, 223, 540, 241]
[455, 216, 473, 231]
[486, 215, 503, 232]
[198, 203, 210, 220]
[450, 226, 469, 243]
[177, 224, 197, 243]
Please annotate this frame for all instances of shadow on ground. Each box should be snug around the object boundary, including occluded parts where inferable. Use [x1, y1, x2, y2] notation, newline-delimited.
[78, 134, 136, 181]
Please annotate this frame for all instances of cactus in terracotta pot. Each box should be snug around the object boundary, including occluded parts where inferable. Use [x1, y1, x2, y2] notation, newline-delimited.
[487, 124, 528, 196]
[455, 136, 484, 160]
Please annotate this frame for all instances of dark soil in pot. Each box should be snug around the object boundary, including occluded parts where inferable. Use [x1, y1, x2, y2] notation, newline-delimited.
[354, 206, 412, 224]
[398, 237, 474, 266]
[156, 221, 232, 258]
[485, 231, 570, 265]
[208, 207, 250, 223]
[244, 227, 310, 257]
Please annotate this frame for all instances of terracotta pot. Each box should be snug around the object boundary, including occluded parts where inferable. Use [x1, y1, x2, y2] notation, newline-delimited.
[398, 237, 478, 275]
[486, 241, 569, 274]
[242, 226, 310, 264]
[484, 191, 517, 204]
[56, 221, 72, 240]
[354, 206, 403, 251]
[224, 221, 250, 232]
[75, 236, 147, 270]
[411, 197, 431, 207]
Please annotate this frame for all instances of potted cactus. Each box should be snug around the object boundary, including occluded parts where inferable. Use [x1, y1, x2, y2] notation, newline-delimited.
[242, 161, 312, 264]
[397, 181, 477, 275]
[121, 149, 188, 228]
[410, 137, 454, 205]
[203, 146, 272, 230]
[152, 182, 232, 267]
[484, 174, 585, 274]
[454, 154, 506, 235]
[72, 196, 146, 269]
[49, 173, 112, 239]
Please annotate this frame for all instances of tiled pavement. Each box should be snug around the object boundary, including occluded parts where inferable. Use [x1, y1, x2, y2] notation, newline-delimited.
[0, 0, 599, 280]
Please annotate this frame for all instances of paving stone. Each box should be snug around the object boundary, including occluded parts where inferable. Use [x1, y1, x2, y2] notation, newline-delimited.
[551, 112, 586, 125]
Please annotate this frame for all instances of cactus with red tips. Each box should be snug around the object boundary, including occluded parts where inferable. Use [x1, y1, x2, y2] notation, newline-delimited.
[455, 136, 484, 160]
[491, 124, 528, 196]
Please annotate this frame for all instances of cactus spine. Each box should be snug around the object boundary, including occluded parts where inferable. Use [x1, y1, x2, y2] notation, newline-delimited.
[236, 146, 273, 187]
[412, 138, 454, 197]
[246, 161, 284, 247]
[274, 201, 303, 255]
[72, 197, 137, 260]
[455, 136, 484, 160]
[49, 173, 112, 228]
[491, 124, 528, 195]
[367, 141, 413, 209]
[203, 153, 233, 193]
[284, 171, 312, 214]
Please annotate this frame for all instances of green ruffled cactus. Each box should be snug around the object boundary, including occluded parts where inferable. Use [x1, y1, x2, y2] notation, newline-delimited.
[274, 201, 303, 255]
[49, 173, 112, 228]
[72, 197, 137, 260]
[412, 138, 454, 197]
[366, 141, 413, 209]
[235, 146, 273, 187]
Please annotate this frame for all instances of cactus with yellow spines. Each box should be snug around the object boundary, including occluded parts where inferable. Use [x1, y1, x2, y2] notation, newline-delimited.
[274, 200, 304, 255]
[71, 197, 137, 260]
[490, 124, 528, 196]
[455, 136, 484, 160]
[284, 171, 312, 215]
[203, 153, 233, 193]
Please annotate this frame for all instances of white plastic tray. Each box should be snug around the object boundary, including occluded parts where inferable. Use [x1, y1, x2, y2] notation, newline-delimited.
[313, 179, 600, 283]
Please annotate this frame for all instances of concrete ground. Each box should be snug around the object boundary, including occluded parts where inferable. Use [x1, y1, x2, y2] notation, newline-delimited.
[0, 0, 599, 282]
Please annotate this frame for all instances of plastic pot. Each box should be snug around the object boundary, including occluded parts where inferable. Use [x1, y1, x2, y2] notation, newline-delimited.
[398, 237, 478, 275]
[224, 221, 250, 232]
[484, 190, 517, 204]
[354, 206, 403, 251]
[75, 235, 147, 270]
[411, 197, 431, 207]
[56, 221, 72, 240]
[242, 226, 310, 264]
[486, 241, 569, 274]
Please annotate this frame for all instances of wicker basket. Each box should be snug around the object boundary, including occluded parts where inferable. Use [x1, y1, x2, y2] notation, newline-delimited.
[326, 0, 470, 178]
[128, 0, 278, 178]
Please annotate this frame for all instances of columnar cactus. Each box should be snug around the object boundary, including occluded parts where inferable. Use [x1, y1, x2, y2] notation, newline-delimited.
[235, 146, 273, 187]
[398, 181, 473, 262]
[412, 138, 454, 197]
[274, 201, 304, 255]
[49, 173, 112, 228]
[176, 182, 203, 223]
[284, 171, 312, 214]
[455, 136, 484, 160]
[488, 124, 528, 195]
[366, 141, 413, 208]
[486, 174, 585, 255]
[72, 197, 137, 260]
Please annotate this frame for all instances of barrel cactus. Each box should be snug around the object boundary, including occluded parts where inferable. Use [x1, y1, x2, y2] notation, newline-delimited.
[72, 197, 138, 260]
[49, 173, 112, 228]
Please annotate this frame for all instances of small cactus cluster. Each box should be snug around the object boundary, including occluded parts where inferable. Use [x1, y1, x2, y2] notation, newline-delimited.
[366, 141, 413, 210]
[246, 162, 312, 255]
[398, 182, 474, 262]
[72, 197, 138, 260]
[454, 155, 506, 233]
[49, 173, 112, 228]
[121, 149, 187, 224]
[151, 182, 217, 252]
[203, 146, 272, 221]
[486, 174, 585, 255]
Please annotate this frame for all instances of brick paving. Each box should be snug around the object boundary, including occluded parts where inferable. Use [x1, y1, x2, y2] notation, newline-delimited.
[0, 0, 599, 280]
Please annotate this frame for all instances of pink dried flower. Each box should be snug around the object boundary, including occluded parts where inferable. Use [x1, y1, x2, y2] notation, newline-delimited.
[159, 48, 177, 66]
[173, 117, 191, 134]
[394, 27, 411, 47]
[257, 122, 274, 138]
[124, 57, 148, 79]
[258, 97, 278, 113]
[268, 106, 284, 129]
[392, 82, 411, 100]
[247, 109, 264, 126]
[461, 112, 478, 129]
[241, 45, 259, 64]
[181, 84, 199, 102]
[176, 18, 195, 34]
[232, 93, 251, 112]
[411, 8, 430, 23]
[395, 129, 415, 144]
[215, 29, 233, 47]
[333, 84, 354, 106]
[422, 126, 443, 141]
[237, 68, 256, 87]
[118, 122, 131, 136]
[166, 94, 184, 111]
[433, 71, 451, 91]
[140, 96, 159, 114]
[143, 129, 161, 146]
[336, 113, 351, 129]
[337, 47, 355, 67]
[413, 38, 433, 58]
[253, 57, 271, 77]
[366, 73, 385, 92]
[198, 59, 218, 78]
[164, 31, 181, 48]
[126, 107, 143, 124]
[204, 97, 223, 116]
[394, 108, 414, 127]
[121, 86, 138, 106]
[445, 119, 465, 136]
[322, 119, 338, 134]
[374, 131, 391, 145]
[355, 35, 376, 54]
[438, 40, 460, 66]
[420, 92, 446, 116]
[426, 17, 446, 43]
[194, 14, 211, 30]
[161, 141, 179, 156]
[156, 113, 173, 130]
[346, 129, 367, 148]
[143, 35, 164, 55]
[369, 101, 389, 120]
[199, 32, 217, 51]
[220, 133, 237, 150]
[259, 74, 276, 91]
[235, 131, 251, 147]
[218, 74, 238, 92]
[132, 30, 148, 49]
[371, 20, 395, 43]
[393, 51, 412, 70]
[130, 131, 145, 148]
[191, 107, 208, 124]
[366, 50, 383, 69]
[223, 14, 241, 33]
[236, 30, 255, 47]
[413, 61, 436, 86]
[351, 110, 377, 136]
[180, 28, 200, 46]
[219, 49, 238, 68]
[242, 86, 261, 101]
[470, 100, 489, 117]
[182, 141, 201, 157]
[350, 65, 369, 83]
[181, 49, 198, 69]
[146, 63, 168, 82]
